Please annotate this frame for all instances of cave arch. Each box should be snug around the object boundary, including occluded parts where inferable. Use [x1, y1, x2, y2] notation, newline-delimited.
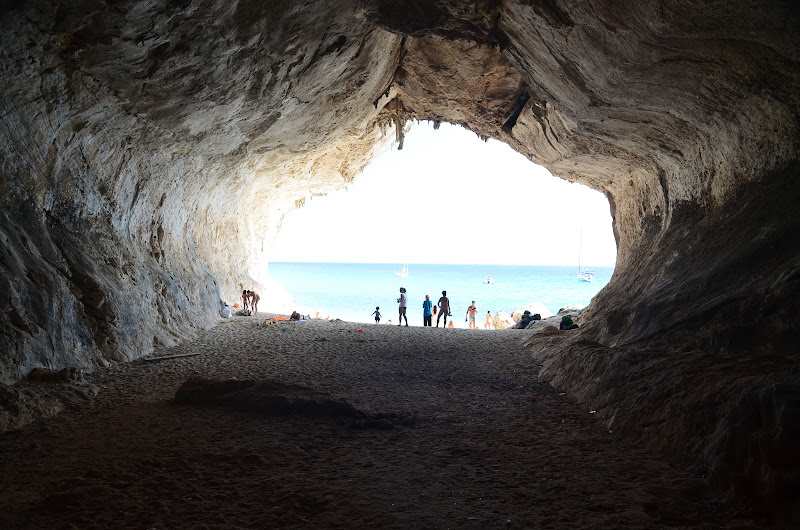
[268, 121, 618, 269]
[1, 0, 798, 513]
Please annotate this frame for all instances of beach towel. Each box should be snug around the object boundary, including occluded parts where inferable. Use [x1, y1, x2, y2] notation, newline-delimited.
[262, 315, 294, 324]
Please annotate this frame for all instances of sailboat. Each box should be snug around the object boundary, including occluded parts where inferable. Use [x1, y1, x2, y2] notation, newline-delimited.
[577, 230, 593, 282]
[395, 264, 408, 278]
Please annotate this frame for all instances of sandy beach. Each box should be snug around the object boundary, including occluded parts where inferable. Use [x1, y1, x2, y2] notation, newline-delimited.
[0, 316, 750, 528]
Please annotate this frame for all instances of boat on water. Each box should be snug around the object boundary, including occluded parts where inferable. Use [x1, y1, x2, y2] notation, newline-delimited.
[577, 230, 593, 282]
[484, 275, 494, 284]
[395, 264, 408, 278]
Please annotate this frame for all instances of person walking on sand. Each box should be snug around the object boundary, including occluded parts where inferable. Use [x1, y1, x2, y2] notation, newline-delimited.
[436, 290, 451, 327]
[485, 310, 493, 330]
[397, 287, 408, 326]
[466, 301, 478, 329]
[250, 290, 260, 315]
[372, 306, 381, 324]
[422, 295, 433, 327]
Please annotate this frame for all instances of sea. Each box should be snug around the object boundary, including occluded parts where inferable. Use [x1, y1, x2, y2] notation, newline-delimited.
[268, 262, 614, 326]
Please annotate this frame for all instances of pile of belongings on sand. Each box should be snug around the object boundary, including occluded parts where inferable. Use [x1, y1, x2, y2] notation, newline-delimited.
[515, 310, 542, 329]
[559, 315, 579, 330]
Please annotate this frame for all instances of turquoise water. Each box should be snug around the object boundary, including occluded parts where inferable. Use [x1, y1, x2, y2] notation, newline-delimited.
[268, 262, 614, 325]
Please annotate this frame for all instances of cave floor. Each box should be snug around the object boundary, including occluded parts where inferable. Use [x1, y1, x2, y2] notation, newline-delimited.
[0, 317, 753, 528]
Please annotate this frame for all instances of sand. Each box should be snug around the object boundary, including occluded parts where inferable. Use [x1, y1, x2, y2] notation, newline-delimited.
[0, 316, 753, 528]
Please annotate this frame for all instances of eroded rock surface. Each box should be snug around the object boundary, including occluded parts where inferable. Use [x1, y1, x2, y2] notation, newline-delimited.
[1, 0, 799, 516]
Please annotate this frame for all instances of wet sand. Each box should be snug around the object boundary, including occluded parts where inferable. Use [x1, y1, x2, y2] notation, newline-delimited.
[0, 316, 749, 528]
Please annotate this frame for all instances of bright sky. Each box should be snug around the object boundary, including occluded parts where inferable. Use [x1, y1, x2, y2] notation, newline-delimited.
[269, 122, 617, 266]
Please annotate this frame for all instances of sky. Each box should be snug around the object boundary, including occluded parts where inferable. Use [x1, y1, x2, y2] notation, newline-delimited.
[269, 122, 617, 267]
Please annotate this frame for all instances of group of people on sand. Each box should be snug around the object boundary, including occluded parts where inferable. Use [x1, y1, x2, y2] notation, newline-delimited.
[377, 288, 493, 329]
[240, 289, 260, 315]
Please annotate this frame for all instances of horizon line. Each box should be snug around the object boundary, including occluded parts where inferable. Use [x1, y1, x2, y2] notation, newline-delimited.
[268, 260, 616, 267]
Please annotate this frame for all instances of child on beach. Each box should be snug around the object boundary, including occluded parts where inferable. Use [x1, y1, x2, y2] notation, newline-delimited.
[372, 306, 381, 324]
[242, 290, 249, 312]
[485, 311, 492, 330]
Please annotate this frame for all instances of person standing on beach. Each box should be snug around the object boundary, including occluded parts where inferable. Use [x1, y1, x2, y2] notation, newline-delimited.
[436, 290, 450, 327]
[397, 287, 408, 326]
[466, 301, 478, 329]
[485, 311, 493, 330]
[372, 306, 381, 324]
[242, 290, 249, 312]
[251, 290, 260, 315]
[422, 295, 433, 327]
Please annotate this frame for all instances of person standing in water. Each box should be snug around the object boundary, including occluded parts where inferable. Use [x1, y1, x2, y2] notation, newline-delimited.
[397, 287, 408, 326]
[422, 295, 433, 327]
[466, 301, 478, 329]
[484, 311, 493, 330]
[372, 306, 381, 324]
[436, 290, 451, 327]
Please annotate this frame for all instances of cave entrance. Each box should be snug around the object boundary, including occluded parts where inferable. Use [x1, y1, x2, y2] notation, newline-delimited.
[267, 122, 617, 324]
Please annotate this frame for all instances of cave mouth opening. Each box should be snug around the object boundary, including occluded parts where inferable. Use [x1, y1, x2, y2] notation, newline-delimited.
[265, 121, 617, 323]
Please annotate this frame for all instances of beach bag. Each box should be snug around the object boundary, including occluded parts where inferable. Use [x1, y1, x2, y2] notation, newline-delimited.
[220, 308, 232, 318]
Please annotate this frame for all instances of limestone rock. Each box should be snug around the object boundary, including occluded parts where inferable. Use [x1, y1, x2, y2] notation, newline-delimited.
[492, 310, 515, 330]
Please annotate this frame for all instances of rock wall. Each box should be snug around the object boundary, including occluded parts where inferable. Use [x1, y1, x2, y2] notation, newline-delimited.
[1, 0, 799, 516]
[0, 1, 402, 382]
